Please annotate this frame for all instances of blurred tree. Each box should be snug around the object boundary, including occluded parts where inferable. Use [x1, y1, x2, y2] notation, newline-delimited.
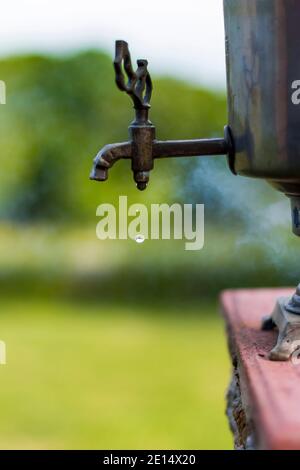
[0, 50, 256, 223]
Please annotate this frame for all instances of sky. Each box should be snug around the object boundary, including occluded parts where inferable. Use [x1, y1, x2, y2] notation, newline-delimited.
[0, 0, 226, 89]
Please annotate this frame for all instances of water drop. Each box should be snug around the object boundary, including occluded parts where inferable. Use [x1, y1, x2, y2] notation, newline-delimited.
[135, 235, 145, 244]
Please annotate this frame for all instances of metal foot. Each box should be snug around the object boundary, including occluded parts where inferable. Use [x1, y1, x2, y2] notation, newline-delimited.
[264, 297, 300, 361]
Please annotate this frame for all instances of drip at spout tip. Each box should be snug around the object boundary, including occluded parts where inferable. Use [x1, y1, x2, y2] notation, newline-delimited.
[136, 182, 147, 191]
[134, 171, 149, 191]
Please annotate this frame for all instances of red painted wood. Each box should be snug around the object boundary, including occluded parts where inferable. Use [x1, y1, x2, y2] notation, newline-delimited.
[220, 288, 300, 450]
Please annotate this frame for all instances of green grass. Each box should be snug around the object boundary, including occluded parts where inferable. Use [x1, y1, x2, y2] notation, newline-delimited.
[0, 298, 232, 449]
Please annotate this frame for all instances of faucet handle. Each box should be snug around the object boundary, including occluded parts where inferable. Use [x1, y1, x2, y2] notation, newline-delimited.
[114, 40, 152, 110]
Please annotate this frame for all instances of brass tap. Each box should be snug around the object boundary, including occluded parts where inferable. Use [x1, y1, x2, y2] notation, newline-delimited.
[90, 40, 235, 190]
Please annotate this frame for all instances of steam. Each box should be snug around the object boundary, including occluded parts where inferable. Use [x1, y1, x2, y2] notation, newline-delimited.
[180, 157, 300, 280]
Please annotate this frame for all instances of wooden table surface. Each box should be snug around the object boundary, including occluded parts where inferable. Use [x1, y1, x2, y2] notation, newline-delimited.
[221, 288, 300, 450]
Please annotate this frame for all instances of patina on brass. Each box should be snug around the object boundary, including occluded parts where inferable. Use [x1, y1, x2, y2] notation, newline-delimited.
[89, 40, 234, 190]
[224, 0, 300, 237]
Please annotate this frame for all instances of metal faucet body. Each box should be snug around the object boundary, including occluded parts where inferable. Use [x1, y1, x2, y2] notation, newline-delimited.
[90, 40, 235, 190]
[90, 123, 234, 191]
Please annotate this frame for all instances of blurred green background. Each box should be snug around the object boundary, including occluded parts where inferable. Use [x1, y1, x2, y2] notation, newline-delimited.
[0, 50, 298, 449]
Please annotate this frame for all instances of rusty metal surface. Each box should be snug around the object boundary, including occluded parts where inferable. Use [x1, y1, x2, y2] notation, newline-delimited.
[224, 0, 300, 198]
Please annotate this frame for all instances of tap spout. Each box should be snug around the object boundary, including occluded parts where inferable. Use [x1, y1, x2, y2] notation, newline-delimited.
[153, 137, 228, 159]
[152, 126, 235, 172]
[89, 141, 132, 182]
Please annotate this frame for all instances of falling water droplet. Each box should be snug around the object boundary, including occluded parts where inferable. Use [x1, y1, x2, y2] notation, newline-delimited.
[135, 235, 145, 244]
